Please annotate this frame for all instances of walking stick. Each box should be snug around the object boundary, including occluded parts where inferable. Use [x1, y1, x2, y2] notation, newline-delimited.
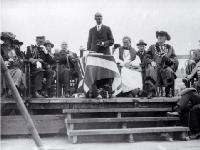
[1, 56, 44, 149]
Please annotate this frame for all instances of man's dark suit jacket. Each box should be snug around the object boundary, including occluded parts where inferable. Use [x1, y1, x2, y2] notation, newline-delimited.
[87, 25, 114, 55]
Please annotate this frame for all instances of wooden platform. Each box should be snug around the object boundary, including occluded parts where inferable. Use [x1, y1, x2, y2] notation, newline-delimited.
[1, 97, 190, 143]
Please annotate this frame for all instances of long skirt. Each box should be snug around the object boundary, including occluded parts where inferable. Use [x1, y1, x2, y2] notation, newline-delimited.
[121, 67, 142, 93]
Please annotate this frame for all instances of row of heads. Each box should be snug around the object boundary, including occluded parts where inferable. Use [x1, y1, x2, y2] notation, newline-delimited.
[0, 32, 57, 48]
[1, 30, 171, 49]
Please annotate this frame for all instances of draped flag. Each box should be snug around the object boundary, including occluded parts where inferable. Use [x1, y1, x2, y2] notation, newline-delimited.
[77, 53, 122, 96]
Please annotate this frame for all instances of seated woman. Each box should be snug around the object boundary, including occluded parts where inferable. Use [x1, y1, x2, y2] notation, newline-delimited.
[1, 33, 25, 97]
[114, 36, 142, 95]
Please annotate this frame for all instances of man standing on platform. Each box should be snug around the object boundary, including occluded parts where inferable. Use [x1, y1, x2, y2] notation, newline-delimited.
[87, 12, 114, 55]
[86, 12, 115, 98]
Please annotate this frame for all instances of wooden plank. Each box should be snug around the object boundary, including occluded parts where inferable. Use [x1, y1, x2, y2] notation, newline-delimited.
[63, 107, 172, 113]
[0, 97, 179, 104]
[1, 115, 65, 135]
[68, 126, 189, 136]
[66, 117, 179, 124]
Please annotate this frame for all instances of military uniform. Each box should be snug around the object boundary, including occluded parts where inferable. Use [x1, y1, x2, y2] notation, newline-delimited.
[57, 49, 78, 97]
[26, 42, 54, 98]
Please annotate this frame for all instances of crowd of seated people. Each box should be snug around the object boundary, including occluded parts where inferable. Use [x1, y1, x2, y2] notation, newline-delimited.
[1, 32, 79, 98]
[1, 30, 199, 100]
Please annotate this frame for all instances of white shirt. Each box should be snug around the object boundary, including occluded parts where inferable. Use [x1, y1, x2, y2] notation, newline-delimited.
[97, 24, 102, 31]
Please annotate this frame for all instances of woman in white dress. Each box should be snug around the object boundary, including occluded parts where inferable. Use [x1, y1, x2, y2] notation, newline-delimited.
[113, 36, 142, 93]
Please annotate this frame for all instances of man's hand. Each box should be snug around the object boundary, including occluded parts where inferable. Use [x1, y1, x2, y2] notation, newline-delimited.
[151, 61, 157, 67]
[186, 74, 192, 80]
[96, 41, 104, 47]
[36, 61, 42, 68]
[5, 61, 9, 66]
[37, 58, 43, 62]
[8, 58, 14, 62]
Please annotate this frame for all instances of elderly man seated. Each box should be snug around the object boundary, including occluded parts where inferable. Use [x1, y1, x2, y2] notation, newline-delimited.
[168, 88, 200, 139]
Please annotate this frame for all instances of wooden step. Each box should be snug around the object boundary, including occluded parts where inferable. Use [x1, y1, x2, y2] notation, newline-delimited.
[63, 107, 172, 113]
[65, 117, 179, 124]
[68, 126, 189, 136]
[1, 115, 65, 135]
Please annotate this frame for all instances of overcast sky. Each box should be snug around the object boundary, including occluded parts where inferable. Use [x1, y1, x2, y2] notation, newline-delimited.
[1, 0, 200, 55]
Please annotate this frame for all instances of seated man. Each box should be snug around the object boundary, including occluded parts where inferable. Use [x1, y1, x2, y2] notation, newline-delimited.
[168, 88, 200, 139]
[184, 47, 200, 93]
[57, 42, 78, 97]
[145, 31, 179, 98]
[1, 32, 25, 97]
[26, 36, 54, 98]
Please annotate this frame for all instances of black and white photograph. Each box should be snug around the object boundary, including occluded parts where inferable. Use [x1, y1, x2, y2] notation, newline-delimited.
[1, 0, 200, 149]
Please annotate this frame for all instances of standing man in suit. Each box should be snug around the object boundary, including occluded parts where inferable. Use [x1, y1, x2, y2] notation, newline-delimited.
[87, 12, 114, 55]
[86, 12, 115, 98]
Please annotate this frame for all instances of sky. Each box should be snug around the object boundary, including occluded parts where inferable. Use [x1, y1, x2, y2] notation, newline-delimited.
[1, 0, 200, 55]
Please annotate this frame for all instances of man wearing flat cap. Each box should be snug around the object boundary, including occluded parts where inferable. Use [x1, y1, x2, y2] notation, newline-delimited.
[87, 12, 114, 55]
[136, 40, 148, 92]
[145, 31, 179, 98]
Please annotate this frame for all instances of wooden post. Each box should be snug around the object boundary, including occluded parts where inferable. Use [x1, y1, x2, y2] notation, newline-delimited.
[1, 56, 44, 149]
[56, 61, 59, 97]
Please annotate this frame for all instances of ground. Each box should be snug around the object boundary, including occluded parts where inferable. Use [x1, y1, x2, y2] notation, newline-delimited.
[1, 136, 200, 150]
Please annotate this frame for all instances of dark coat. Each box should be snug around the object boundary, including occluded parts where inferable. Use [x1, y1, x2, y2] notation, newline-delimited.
[137, 50, 148, 69]
[87, 25, 114, 55]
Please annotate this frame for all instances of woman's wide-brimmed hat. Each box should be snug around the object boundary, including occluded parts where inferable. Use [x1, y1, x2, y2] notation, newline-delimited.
[1, 32, 16, 41]
[136, 40, 147, 46]
[156, 31, 171, 41]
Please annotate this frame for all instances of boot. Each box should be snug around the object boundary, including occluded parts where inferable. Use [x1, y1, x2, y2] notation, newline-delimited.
[33, 91, 44, 98]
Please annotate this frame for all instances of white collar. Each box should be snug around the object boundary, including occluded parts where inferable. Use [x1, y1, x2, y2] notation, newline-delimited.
[97, 24, 102, 28]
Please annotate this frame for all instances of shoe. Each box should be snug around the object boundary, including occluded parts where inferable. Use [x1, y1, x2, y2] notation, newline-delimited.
[190, 132, 200, 139]
[147, 92, 153, 99]
[33, 91, 44, 98]
[65, 93, 70, 98]
[42, 91, 49, 98]
[167, 111, 179, 116]
[96, 94, 103, 99]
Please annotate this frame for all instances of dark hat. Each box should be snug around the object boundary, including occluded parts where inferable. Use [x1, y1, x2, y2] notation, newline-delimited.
[12, 39, 23, 45]
[137, 40, 147, 46]
[156, 31, 171, 41]
[36, 36, 45, 40]
[44, 40, 54, 48]
[1, 32, 16, 41]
